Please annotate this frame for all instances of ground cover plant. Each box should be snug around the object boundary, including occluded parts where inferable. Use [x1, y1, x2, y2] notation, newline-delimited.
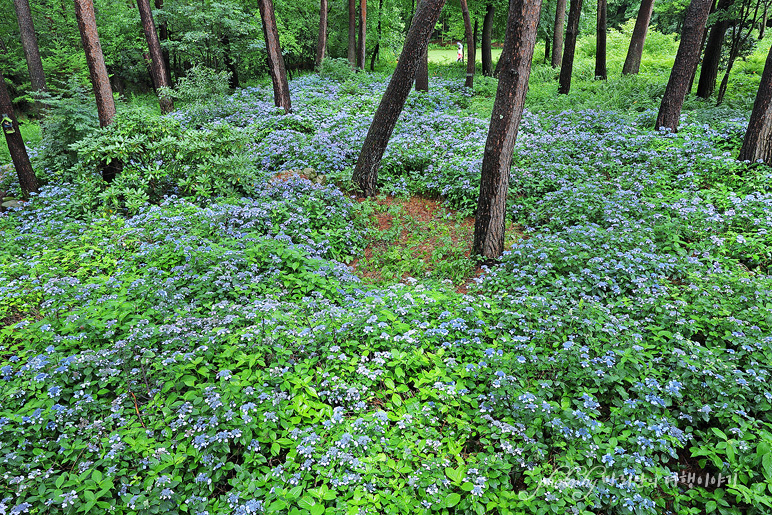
[3, 34, 772, 515]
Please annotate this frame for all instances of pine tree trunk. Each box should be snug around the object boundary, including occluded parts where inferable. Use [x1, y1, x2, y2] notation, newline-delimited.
[357, 0, 367, 70]
[696, 0, 733, 98]
[0, 69, 39, 197]
[474, 0, 542, 259]
[13, 0, 47, 103]
[552, 0, 566, 67]
[482, 3, 495, 75]
[352, 0, 446, 196]
[349, 0, 357, 67]
[595, 0, 607, 79]
[258, 0, 291, 113]
[622, 0, 655, 75]
[739, 43, 772, 163]
[460, 0, 475, 87]
[558, 0, 583, 94]
[137, 0, 174, 113]
[316, 0, 328, 69]
[655, 0, 712, 131]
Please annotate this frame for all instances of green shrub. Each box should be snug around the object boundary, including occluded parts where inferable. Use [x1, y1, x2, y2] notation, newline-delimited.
[318, 57, 356, 82]
[160, 64, 232, 103]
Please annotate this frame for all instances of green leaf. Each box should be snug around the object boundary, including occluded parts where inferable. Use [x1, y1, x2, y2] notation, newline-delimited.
[309, 505, 325, 515]
[298, 497, 316, 509]
[444, 493, 461, 507]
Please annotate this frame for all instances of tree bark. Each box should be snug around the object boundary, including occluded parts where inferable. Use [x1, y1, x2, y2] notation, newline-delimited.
[460, 0, 475, 87]
[482, 3, 495, 75]
[154, 0, 172, 84]
[696, 0, 733, 99]
[352, 0, 446, 196]
[315, 0, 328, 69]
[349, 0, 357, 67]
[258, 0, 291, 113]
[655, 0, 712, 131]
[473, 0, 542, 259]
[357, 0, 367, 70]
[0, 69, 39, 197]
[416, 47, 429, 91]
[595, 0, 607, 79]
[137, 0, 174, 113]
[545, 32, 551, 62]
[558, 0, 583, 94]
[739, 43, 772, 163]
[13, 0, 47, 102]
[622, 0, 655, 75]
[552, 0, 566, 67]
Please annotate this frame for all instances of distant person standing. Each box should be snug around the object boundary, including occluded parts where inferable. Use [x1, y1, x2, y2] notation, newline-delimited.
[457, 41, 463, 62]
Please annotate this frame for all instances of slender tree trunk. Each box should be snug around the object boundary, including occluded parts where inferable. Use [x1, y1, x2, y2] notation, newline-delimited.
[696, 0, 733, 98]
[545, 33, 551, 62]
[316, 0, 328, 69]
[13, 0, 47, 105]
[558, 0, 583, 94]
[482, 3, 495, 75]
[460, 0, 475, 87]
[154, 0, 172, 84]
[370, 0, 383, 71]
[760, 4, 767, 39]
[137, 0, 174, 113]
[474, 0, 542, 259]
[739, 43, 772, 163]
[352, 0, 446, 196]
[552, 0, 566, 67]
[258, 0, 291, 113]
[622, 0, 655, 75]
[687, 18, 709, 94]
[349, 0, 357, 67]
[0, 70, 39, 197]
[655, 0, 712, 131]
[595, 0, 607, 79]
[357, 0, 367, 70]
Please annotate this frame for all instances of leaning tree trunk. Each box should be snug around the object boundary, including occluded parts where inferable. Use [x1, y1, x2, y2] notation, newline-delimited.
[473, 0, 542, 259]
[348, 0, 357, 67]
[357, 0, 367, 70]
[13, 0, 47, 109]
[696, 0, 733, 99]
[258, 0, 291, 113]
[655, 0, 713, 131]
[739, 43, 772, 163]
[74, 0, 120, 181]
[137, 0, 174, 113]
[352, 0, 446, 196]
[595, 0, 607, 79]
[622, 0, 655, 75]
[316, 0, 328, 69]
[416, 47, 429, 91]
[558, 0, 583, 94]
[460, 0, 475, 87]
[0, 69, 39, 197]
[552, 0, 566, 67]
[482, 3, 495, 75]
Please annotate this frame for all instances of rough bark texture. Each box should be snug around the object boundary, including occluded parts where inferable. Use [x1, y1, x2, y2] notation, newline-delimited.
[739, 43, 772, 163]
[622, 0, 655, 75]
[473, 0, 542, 259]
[552, 0, 566, 67]
[595, 0, 607, 79]
[697, 0, 733, 98]
[13, 0, 47, 97]
[348, 0, 357, 67]
[460, 0, 475, 87]
[74, 0, 116, 128]
[356, 0, 367, 70]
[352, 0, 446, 196]
[482, 3, 495, 75]
[258, 0, 291, 113]
[0, 69, 39, 197]
[137, 0, 174, 113]
[315, 0, 328, 69]
[416, 47, 429, 91]
[558, 0, 583, 94]
[655, 0, 713, 131]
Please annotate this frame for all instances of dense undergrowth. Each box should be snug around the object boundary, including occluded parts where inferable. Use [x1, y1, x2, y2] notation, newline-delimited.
[3, 41, 772, 515]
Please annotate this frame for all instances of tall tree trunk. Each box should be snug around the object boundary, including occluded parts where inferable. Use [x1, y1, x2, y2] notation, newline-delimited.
[739, 43, 772, 163]
[316, 0, 328, 69]
[415, 1, 429, 91]
[352, 0, 446, 196]
[137, 0, 174, 113]
[349, 0, 357, 67]
[545, 33, 551, 62]
[552, 0, 566, 67]
[357, 0, 367, 70]
[558, 0, 583, 94]
[655, 0, 712, 131]
[696, 0, 733, 99]
[760, 3, 767, 39]
[0, 70, 39, 197]
[622, 0, 655, 75]
[595, 0, 607, 79]
[460, 0, 475, 87]
[473, 0, 542, 259]
[13, 0, 47, 108]
[482, 3, 495, 75]
[370, 0, 383, 71]
[258, 0, 291, 113]
[154, 0, 172, 84]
